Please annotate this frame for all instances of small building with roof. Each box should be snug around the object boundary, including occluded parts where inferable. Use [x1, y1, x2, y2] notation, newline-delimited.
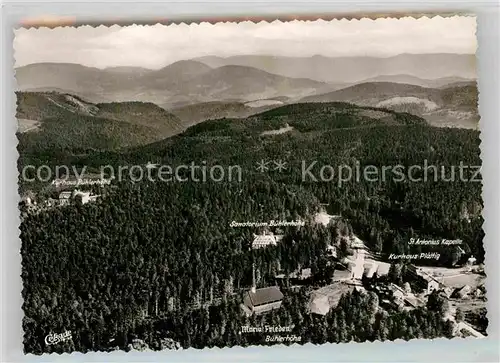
[58, 191, 73, 205]
[242, 286, 284, 315]
[465, 255, 477, 271]
[407, 265, 442, 294]
[350, 235, 365, 249]
[308, 282, 355, 316]
[309, 295, 330, 315]
[389, 283, 406, 302]
[58, 189, 94, 206]
[275, 268, 312, 286]
[387, 283, 424, 310]
[452, 285, 471, 299]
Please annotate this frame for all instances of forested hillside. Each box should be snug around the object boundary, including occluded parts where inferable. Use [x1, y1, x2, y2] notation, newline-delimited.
[20, 101, 483, 353]
[169, 101, 276, 127]
[95, 101, 183, 133]
[300, 82, 479, 129]
[16, 92, 185, 171]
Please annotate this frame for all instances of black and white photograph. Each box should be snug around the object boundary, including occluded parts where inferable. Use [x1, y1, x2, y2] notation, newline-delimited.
[14, 15, 486, 355]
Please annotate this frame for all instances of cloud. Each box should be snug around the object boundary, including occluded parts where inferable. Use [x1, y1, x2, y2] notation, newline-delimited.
[14, 16, 477, 69]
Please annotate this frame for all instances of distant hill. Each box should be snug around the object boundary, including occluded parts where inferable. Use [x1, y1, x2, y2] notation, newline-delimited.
[17, 96, 431, 181]
[133, 64, 331, 107]
[169, 101, 279, 127]
[165, 65, 327, 106]
[177, 102, 427, 140]
[129, 101, 429, 170]
[17, 91, 183, 134]
[301, 82, 442, 105]
[356, 75, 475, 89]
[15, 58, 478, 129]
[195, 54, 476, 83]
[16, 63, 101, 90]
[244, 102, 428, 132]
[17, 91, 100, 120]
[301, 82, 479, 129]
[137, 60, 212, 89]
[15, 62, 330, 107]
[16, 92, 185, 163]
[149, 60, 212, 78]
[15, 63, 134, 93]
[95, 101, 183, 134]
[18, 86, 112, 104]
[437, 80, 477, 89]
[439, 84, 478, 108]
[104, 66, 153, 75]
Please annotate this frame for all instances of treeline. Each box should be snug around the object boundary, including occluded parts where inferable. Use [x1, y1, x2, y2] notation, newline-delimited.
[36, 287, 456, 354]
[16, 92, 183, 174]
[129, 121, 483, 263]
[21, 180, 327, 353]
[143, 288, 454, 350]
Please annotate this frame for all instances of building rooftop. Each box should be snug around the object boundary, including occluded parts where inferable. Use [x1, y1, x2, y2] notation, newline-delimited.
[389, 282, 406, 294]
[453, 285, 471, 297]
[417, 269, 442, 284]
[364, 263, 379, 278]
[253, 234, 277, 243]
[310, 282, 354, 311]
[332, 269, 351, 281]
[309, 295, 330, 315]
[276, 268, 311, 280]
[404, 295, 424, 308]
[252, 233, 282, 249]
[409, 265, 443, 285]
[244, 287, 284, 307]
[59, 191, 72, 198]
[350, 235, 365, 249]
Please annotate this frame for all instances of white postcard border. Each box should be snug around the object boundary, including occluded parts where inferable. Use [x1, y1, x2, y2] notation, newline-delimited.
[1, 1, 499, 362]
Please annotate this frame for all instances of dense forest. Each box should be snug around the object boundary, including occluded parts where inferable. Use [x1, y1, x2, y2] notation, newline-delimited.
[19, 101, 483, 353]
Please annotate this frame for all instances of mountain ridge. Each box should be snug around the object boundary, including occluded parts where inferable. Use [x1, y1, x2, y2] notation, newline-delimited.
[300, 81, 478, 129]
[16, 53, 476, 106]
[15, 62, 331, 107]
[194, 53, 476, 83]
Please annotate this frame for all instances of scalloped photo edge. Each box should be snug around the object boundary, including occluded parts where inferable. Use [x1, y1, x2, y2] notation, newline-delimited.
[14, 14, 487, 355]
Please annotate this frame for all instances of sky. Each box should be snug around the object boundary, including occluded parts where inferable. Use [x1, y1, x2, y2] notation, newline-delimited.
[14, 16, 477, 69]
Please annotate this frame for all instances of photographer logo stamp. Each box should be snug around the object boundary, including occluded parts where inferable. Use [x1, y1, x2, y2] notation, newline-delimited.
[44, 331, 72, 346]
